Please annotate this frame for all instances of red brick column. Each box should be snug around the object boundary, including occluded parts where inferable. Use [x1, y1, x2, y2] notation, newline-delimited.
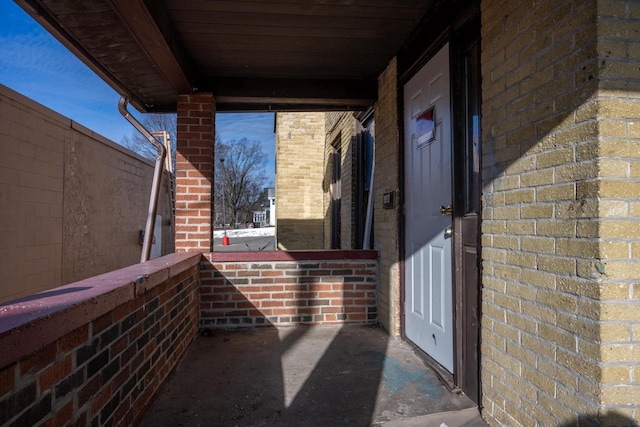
[175, 93, 215, 252]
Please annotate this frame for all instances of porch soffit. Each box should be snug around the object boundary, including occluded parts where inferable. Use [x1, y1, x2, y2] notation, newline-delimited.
[16, 0, 436, 113]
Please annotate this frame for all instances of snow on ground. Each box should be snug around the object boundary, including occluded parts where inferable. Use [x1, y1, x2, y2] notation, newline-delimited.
[214, 227, 275, 238]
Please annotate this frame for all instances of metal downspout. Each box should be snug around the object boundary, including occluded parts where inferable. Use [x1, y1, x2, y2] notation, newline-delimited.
[118, 96, 167, 263]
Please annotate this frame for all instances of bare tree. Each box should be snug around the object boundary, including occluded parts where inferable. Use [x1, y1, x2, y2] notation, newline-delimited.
[121, 113, 177, 167]
[122, 116, 268, 227]
[215, 139, 268, 227]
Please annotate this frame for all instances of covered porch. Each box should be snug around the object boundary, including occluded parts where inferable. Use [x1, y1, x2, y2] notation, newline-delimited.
[5, 0, 640, 425]
[1, 1, 487, 425]
[0, 251, 483, 426]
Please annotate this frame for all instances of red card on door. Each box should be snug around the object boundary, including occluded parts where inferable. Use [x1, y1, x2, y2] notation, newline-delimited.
[416, 107, 435, 147]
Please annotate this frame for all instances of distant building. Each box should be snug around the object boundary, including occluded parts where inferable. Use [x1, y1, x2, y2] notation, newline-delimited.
[253, 187, 275, 227]
[275, 111, 374, 251]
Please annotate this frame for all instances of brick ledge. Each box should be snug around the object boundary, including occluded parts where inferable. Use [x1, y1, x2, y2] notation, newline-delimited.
[0, 252, 202, 369]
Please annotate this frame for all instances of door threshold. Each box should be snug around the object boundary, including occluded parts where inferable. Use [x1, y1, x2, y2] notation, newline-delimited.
[406, 340, 458, 393]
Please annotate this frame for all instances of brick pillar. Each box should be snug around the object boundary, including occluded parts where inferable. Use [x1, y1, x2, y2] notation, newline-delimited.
[175, 93, 215, 253]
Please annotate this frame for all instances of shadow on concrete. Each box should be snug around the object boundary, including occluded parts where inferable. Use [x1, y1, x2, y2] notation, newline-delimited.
[142, 326, 481, 426]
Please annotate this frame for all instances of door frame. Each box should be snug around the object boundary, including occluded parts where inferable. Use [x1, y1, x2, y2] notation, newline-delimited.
[397, 1, 481, 403]
[451, 16, 482, 404]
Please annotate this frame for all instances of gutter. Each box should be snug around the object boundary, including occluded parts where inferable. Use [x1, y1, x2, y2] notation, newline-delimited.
[118, 96, 167, 263]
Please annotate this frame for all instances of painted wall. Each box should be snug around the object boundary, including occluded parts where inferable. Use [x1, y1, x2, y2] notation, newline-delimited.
[0, 84, 173, 303]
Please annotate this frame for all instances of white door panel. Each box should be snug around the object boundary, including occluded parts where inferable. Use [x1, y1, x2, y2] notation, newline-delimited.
[404, 43, 453, 372]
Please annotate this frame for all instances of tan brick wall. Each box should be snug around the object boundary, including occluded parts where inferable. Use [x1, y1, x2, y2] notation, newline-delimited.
[324, 112, 358, 249]
[374, 58, 401, 336]
[481, 0, 640, 424]
[0, 84, 173, 303]
[596, 0, 640, 420]
[275, 112, 325, 249]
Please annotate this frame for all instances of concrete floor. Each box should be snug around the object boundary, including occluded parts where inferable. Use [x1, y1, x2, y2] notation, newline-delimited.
[143, 326, 487, 427]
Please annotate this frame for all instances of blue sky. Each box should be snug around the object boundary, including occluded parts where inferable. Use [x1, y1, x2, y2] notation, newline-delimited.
[0, 1, 275, 182]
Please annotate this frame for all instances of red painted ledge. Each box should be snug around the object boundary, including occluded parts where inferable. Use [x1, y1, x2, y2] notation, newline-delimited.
[206, 250, 378, 263]
[0, 252, 202, 370]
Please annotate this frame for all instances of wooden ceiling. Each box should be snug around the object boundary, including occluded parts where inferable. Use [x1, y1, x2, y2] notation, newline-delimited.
[16, 0, 437, 112]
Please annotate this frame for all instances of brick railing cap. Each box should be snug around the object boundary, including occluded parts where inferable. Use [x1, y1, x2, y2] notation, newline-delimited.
[0, 252, 202, 369]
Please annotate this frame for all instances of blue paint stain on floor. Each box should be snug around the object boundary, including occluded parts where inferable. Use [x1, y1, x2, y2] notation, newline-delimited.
[356, 350, 445, 399]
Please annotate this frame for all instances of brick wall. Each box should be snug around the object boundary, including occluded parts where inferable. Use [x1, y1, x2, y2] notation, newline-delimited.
[324, 112, 359, 249]
[0, 84, 173, 304]
[374, 59, 402, 336]
[596, 0, 640, 420]
[200, 251, 377, 328]
[480, 0, 640, 424]
[175, 93, 215, 253]
[0, 253, 201, 427]
[275, 113, 326, 249]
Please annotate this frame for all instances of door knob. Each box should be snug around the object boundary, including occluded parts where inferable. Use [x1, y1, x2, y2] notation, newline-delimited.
[444, 226, 452, 239]
[439, 205, 453, 216]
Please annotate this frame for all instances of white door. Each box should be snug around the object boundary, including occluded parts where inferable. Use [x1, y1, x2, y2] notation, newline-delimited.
[404, 43, 453, 372]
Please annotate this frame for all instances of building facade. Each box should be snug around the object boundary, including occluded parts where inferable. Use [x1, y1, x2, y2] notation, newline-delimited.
[9, 0, 640, 424]
[274, 112, 326, 250]
[275, 111, 374, 251]
[253, 187, 276, 227]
